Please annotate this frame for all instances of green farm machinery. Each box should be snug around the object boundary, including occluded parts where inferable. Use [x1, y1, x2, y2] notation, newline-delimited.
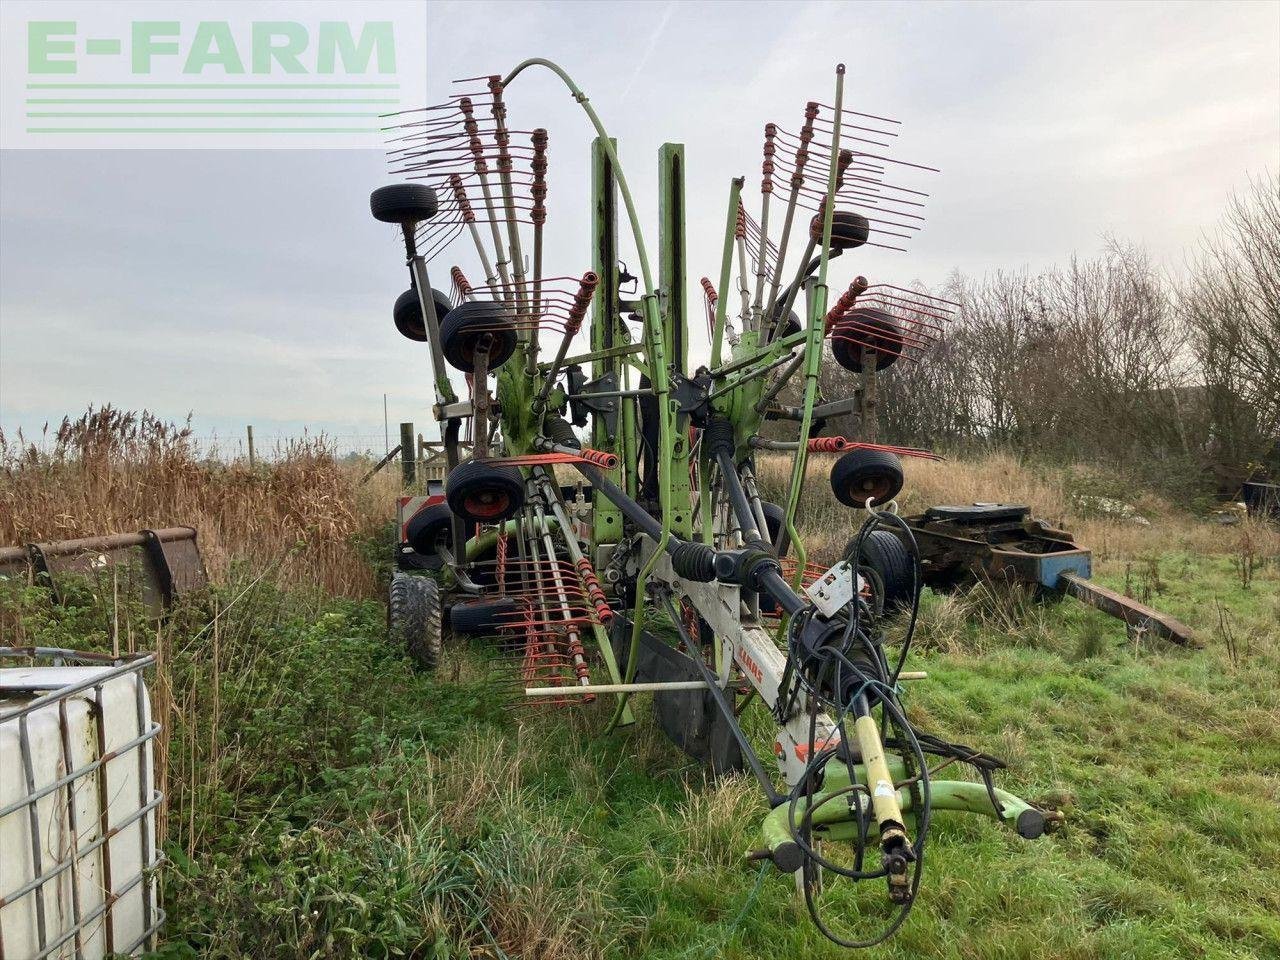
[370, 60, 1062, 947]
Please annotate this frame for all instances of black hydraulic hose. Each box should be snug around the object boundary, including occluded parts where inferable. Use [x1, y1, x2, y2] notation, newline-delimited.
[714, 448, 764, 542]
[575, 461, 807, 616]
[757, 569, 807, 618]
[574, 463, 675, 555]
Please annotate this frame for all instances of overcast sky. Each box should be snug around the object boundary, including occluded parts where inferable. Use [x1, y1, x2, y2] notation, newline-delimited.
[1, 0, 1277, 452]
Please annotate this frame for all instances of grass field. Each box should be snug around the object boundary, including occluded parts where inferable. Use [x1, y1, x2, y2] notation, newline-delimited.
[2, 417, 1278, 959]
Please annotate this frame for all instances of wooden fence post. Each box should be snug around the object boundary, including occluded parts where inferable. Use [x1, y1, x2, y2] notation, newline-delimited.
[246, 425, 256, 467]
[400, 422, 415, 485]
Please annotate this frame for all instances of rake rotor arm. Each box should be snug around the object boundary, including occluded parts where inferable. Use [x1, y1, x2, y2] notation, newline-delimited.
[503, 61, 678, 730]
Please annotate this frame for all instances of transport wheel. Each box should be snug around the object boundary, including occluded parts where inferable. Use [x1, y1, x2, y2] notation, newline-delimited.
[830, 448, 904, 508]
[450, 596, 521, 634]
[393, 287, 454, 342]
[844, 529, 915, 610]
[440, 301, 518, 372]
[370, 183, 438, 225]
[446, 459, 525, 524]
[404, 502, 453, 569]
[814, 209, 870, 250]
[387, 572, 443, 670]
[830, 308, 904, 373]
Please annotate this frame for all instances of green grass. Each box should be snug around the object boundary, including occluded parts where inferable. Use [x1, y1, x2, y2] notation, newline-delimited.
[6, 552, 1278, 959]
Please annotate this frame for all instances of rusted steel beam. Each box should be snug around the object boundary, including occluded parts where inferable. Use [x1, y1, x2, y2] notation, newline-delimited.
[1058, 572, 1198, 648]
[0, 527, 207, 616]
[360, 444, 403, 485]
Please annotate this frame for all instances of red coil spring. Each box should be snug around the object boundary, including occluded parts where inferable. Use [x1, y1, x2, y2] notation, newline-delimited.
[576, 448, 619, 470]
[735, 201, 747, 240]
[823, 276, 869, 334]
[451, 266, 473, 297]
[565, 271, 598, 335]
[575, 556, 614, 625]
[487, 77, 513, 173]
[792, 102, 820, 186]
[807, 437, 850, 453]
[762, 123, 777, 195]
[458, 98, 488, 174]
[531, 128, 548, 226]
[700, 277, 718, 305]
[449, 173, 476, 223]
[496, 530, 509, 592]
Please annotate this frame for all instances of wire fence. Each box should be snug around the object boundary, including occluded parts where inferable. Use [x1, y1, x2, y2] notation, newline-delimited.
[185, 432, 394, 464]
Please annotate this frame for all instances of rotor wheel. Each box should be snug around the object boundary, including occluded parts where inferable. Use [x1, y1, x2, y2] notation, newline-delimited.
[450, 596, 522, 635]
[393, 287, 454, 342]
[446, 459, 525, 524]
[387, 572, 443, 670]
[830, 308, 904, 373]
[440, 300, 518, 373]
[404, 502, 453, 569]
[370, 183, 439, 225]
[813, 209, 871, 251]
[830, 448, 905, 508]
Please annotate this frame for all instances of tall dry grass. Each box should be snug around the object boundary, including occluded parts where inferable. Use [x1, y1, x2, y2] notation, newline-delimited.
[3, 409, 1274, 601]
[0, 407, 393, 597]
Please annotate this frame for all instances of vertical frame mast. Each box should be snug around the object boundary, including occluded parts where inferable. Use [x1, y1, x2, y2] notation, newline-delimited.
[590, 137, 629, 549]
[659, 143, 693, 539]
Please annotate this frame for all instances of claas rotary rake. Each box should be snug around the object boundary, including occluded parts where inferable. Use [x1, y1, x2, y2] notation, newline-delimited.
[369, 59, 1062, 947]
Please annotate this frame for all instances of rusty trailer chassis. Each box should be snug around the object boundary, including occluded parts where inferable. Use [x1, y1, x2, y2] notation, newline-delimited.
[894, 504, 1197, 646]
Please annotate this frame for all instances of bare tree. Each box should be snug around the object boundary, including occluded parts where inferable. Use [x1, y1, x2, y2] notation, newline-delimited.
[1184, 174, 1280, 477]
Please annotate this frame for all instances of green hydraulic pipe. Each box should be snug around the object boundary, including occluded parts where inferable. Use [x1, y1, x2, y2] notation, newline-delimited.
[782, 64, 845, 585]
[711, 178, 744, 369]
[464, 515, 556, 560]
[761, 780, 1044, 855]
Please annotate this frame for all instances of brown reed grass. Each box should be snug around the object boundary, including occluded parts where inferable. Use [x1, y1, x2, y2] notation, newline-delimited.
[0, 406, 394, 598]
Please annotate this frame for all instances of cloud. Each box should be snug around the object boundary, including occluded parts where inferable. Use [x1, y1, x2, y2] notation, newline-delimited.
[2, 0, 1276, 441]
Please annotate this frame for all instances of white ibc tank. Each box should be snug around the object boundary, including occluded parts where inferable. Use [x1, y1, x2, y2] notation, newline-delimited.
[0, 651, 162, 959]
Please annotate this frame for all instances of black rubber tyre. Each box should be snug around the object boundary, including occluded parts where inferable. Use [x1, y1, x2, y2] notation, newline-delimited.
[770, 302, 802, 338]
[450, 596, 521, 634]
[387, 572, 443, 670]
[829, 308, 901, 371]
[393, 287, 454, 342]
[830, 308, 904, 373]
[813, 210, 870, 250]
[446, 459, 525, 523]
[395, 546, 436, 571]
[830, 448, 904, 508]
[844, 529, 915, 610]
[370, 183, 438, 225]
[440, 300, 518, 373]
[404, 502, 453, 568]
